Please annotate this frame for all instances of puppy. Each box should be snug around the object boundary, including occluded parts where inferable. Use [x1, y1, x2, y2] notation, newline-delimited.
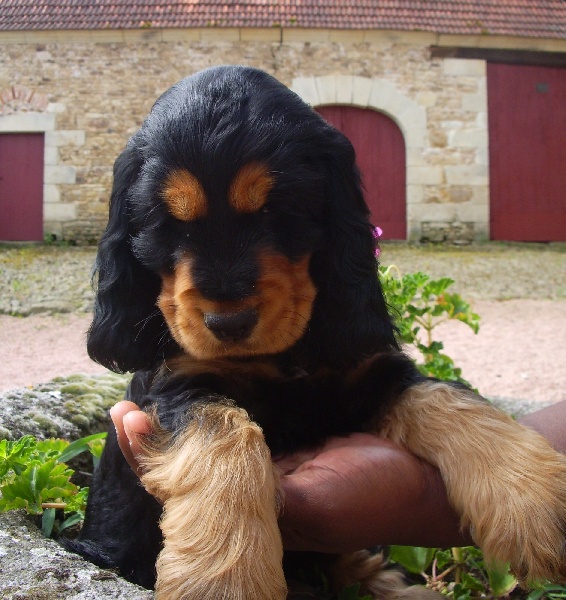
[69, 66, 566, 599]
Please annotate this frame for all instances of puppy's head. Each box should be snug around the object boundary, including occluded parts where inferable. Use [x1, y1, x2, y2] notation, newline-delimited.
[88, 66, 397, 373]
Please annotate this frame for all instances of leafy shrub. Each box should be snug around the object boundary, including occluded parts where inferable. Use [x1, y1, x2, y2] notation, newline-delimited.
[0, 432, 106, 537]
[380, 267, 480, 387]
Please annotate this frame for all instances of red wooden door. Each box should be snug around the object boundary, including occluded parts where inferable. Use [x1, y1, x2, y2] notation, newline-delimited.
[317, 105, 406, 240]
[488, 63, 566, 241]
[0, 133, 44, 241]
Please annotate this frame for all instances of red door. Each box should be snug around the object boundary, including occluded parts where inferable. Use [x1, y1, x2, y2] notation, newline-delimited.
[488, 63, 566, 241]
[317, 105, 406, 240]
[0, 133, 44, 241]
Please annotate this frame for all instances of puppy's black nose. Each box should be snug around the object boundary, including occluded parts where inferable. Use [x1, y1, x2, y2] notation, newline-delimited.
[203, 309, 259, 343]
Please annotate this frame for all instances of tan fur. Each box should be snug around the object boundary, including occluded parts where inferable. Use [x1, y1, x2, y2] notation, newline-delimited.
[379, 381, 566, 584]
[161, 169, 207, 222]
[157, 253, 316, 359]
[332, 550, 442, 599]
[139, 403, 286, 600]
[229, 162, 274, 213]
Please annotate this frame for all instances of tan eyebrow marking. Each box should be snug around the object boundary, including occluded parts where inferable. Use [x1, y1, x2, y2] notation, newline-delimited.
[229, 162, 274, 214]
[161, 169, 207, 222]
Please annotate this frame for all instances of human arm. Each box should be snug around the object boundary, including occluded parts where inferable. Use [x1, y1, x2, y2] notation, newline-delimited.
[110, 399, 566, 553]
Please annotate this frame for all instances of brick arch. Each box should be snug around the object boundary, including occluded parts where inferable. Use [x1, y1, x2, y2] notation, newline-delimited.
[291, 75, 428, 240]
[0, 85, 49, 114]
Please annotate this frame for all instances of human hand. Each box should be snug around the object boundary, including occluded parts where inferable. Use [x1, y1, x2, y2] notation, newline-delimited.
[275, 434, 470, 553]
[109, 401, 470, 552]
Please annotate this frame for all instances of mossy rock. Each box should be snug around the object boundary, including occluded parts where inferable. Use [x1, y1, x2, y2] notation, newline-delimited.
[0, 372, 131, 441]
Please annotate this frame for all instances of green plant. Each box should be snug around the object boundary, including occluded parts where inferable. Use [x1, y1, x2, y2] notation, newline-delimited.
[389, 545, 517, 598]
[527, 584, 566, 600]
[0, 432, 106, 537]
[380, 267, 480, 387]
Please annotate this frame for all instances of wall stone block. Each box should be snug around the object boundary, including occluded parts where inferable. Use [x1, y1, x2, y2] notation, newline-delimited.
[448, 128, 488, 148]
[43, 201, 77, 221]
[407, 166, 444, 186]
[445, 164, 489, 186]
[44, 164, 76, 184]
[0, 29, 498, 242]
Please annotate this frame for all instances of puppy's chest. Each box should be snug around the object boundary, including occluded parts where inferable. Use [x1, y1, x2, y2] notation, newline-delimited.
[150, 353, 419, 456]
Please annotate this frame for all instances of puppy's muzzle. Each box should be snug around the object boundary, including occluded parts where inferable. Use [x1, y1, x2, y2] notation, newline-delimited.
[204, 309, 259, 342]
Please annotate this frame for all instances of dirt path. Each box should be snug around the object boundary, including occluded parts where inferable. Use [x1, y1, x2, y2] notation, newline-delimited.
[435, 299, 566, 403]
[2, 299, 565, 404]
[0, 313, 107, 391]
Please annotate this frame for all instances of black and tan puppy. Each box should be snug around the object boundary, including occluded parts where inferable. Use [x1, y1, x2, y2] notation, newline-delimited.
[69, 66, 566, 599]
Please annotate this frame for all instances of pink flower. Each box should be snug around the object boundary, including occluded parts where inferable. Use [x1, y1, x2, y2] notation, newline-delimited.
[372, 226, 382, 258]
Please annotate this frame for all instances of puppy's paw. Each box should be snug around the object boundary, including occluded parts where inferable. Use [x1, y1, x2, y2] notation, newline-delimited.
[466, 433, 566, 585]
[140, 402, 286, 600]
[381, 382, 566, 586]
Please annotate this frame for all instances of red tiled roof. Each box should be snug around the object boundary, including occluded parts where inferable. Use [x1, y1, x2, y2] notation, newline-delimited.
[0, 0, 565, 39]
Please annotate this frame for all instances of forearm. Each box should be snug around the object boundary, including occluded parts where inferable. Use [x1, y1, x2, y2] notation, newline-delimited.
[519, 400, 566, 453]
[279, 401, 566, 553]
[278, 440, 473, 552]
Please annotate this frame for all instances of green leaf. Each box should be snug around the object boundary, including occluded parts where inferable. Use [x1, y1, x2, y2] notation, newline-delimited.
[452, 583, 472, 600]
[527, 585, 566, 600]
[88, 438, 106, 467]
[433, 549, 453, 570]
[57, 432, 107, 464]
[0, 495, 30, 513]
[58, 512, 84, 534]
[0, 433, 97, 538]
[34, 439, 69, 460]
[460, 571, 484, 592]
[0, 436, 36, 479]
[379, 266, 480, 388]
[41, 507, 56, 537]
[424, 277, 454, 297]
[63, 486, 89, 514]
[487, 563, 517, 597]
[389, 546, 437, 574]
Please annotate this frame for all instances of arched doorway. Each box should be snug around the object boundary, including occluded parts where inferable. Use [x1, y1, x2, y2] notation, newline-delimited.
[317, 105, 406, 239]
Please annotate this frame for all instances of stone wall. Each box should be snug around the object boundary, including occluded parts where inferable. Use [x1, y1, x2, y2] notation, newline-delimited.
[1, 28, 564, 242]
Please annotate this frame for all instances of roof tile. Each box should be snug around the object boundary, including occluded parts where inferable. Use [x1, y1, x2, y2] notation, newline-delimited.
[0, 0, 564, 39]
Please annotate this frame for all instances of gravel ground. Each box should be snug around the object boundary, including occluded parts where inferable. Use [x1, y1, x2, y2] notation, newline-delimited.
[1, 242, 565, 317]
[0, 245, 95, 316]
[0, 242, 565, 410]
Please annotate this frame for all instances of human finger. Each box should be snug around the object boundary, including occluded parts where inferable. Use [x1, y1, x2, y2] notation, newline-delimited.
[109, 401, 151, 473]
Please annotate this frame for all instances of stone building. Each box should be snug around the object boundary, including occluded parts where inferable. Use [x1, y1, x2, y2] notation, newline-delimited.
[0, 1, 565, 243]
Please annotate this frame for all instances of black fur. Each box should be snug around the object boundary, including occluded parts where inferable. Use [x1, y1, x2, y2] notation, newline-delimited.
[69, 65, 426, 588]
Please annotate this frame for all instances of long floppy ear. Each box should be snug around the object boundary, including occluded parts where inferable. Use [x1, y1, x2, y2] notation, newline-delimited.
[87, 138, 173, 373]
[308, 129, 399, 369]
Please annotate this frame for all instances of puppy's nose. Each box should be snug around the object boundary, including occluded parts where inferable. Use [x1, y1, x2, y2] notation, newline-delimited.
[203, 309, 258, 343]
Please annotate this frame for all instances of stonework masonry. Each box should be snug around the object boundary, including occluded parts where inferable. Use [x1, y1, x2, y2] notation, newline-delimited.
[1, 28, 565, 242]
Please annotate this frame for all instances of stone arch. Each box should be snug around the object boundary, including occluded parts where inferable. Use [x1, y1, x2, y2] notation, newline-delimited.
[291, 75, 428, 240]
[0, 85, 49, 115]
